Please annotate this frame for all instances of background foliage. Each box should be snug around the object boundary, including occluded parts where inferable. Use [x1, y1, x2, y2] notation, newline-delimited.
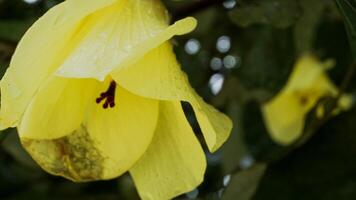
[0, 0, 356, 199]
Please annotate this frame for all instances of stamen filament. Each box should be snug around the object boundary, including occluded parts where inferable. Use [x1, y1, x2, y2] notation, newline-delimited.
[96, 81, 117, 109]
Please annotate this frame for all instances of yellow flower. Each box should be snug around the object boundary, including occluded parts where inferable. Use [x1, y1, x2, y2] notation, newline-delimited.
[0, 0, 232, 199]
[262, 55, 352, 145]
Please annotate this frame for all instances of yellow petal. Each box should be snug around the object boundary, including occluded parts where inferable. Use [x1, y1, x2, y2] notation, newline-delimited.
[130, 101, 206, 200]
[21, 83, 159, 181]
[56, 0, 197, 80]
[261, 55, 346, 145]
[84, 83, 159, 179]
[111, 42, 232, 152]
[262, 93, 307, 144]
[18, 76, 97, 140]
[0, 0, 116, 129]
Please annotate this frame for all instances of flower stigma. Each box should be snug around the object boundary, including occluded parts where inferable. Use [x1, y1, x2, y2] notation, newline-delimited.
[96, 80, 117, 109]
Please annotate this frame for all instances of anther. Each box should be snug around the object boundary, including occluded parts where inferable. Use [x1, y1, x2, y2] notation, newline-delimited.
[110, 102, 115, 108]
[95, 81, 117, 109]
[96, 97, 104, 103]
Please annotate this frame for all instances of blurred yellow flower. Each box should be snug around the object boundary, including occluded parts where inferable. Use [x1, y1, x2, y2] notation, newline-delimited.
[0, 0, 232, 199]
[262, 55, 352, 145]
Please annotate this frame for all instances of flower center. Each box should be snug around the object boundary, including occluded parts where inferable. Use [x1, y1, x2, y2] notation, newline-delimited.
[96, 81, 117, 109]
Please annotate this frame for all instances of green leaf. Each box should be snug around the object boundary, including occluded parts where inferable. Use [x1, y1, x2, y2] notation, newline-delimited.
[220, 101, 249, 173]
[241, 101, 292, 162]
[294, 0, 328, 54]
[229, 0, 301, 28]
[0, 19, 33, 42]
[222, 163, 267, 200]
[253, 108, 356, 200]
[235, 26, 295, 100]
[335, 0, 356, 58]
[2, 130, 38, 169]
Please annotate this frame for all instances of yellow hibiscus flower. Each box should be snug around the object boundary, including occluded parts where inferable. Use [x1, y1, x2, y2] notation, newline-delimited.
[0, 0, 232, 199]
[262, 55, 352, 145]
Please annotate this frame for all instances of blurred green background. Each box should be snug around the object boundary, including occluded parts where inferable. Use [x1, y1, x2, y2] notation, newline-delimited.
[1, 0, 356, 199]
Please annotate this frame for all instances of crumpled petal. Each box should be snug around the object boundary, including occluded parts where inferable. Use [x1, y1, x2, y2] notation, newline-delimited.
[130, 101, 206, 200]
[56, 0, 197, 81]
[262, 55, 352, 145]
[0, 0, 116, 129]
[111, 42, 232, 152]
[19, 76, 97, 139]
[21, 82, 159, 181]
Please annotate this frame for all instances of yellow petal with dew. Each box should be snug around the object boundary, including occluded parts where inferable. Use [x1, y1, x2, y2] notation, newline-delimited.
[56, 0, 197, 81]
[18, 76, 97, 140]
[21, 82, 159, 181]
[130, 101, 206, 200]
[262, 55, 350, 145]
[84, 83, 159, 179]
[0, 0, 116, 129]
[111, 42, 232, 152]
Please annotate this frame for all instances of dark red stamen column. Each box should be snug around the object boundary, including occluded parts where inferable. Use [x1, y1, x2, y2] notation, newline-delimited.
[96, 81, 117, 109]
